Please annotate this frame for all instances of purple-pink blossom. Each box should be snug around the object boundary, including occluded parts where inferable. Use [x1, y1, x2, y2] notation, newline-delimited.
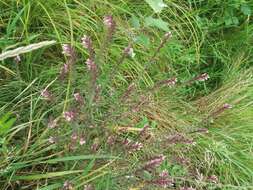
[63, 111, 76, 122]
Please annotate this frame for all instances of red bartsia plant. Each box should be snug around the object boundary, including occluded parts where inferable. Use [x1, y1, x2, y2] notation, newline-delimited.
[39, 14, 216, 189]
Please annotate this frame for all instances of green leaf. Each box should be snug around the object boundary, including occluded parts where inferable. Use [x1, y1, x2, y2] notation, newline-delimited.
[135, 34, 150, 47]
[241, 4, 251, 16]
[144, 16, 169, 31]
[130, 16, 140, 29]
[0, 113, 16, 136]
[145, 0, 167, 13]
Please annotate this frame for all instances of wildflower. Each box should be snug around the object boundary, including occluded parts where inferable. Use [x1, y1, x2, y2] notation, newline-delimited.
[151, 178, 174, 188]
[139, 124, 151, 140]
[81, 35, 93, 49]
[63, 180, 73, 190]
[196, 73, 209, 82]
[48, 117, 57, 129]
[166, 133, 195, 145]
[151, 31, 173, 60]
[79, 137, 86, 145]
[14, 55, 21, 64]
[143, 155, 166, 170]
[124, 46, 135, 58]
[159, 170, 169, 178]
[180, 187, 196, 190]
[191, 128, 209, 134]
[71, 132, 78, 141]
[63, 111, 76, 122]
[122, 138, 131, 146]
[91, 138, 100, 152]
[107, 135, 116, 146]
[74, 92, 84, 104]
[60, 63, 70, 78]
[81, 35, 95, 59]
[103, 15, 116, 29]
[86, 58, 96, 71]
[41, 89, 52, 100]
[48, 136, 56, 144]
[164, 31, 172, 39]
[128, 142, 143, 153]
[62, 44, 74, 56]
[83, 184, 93, 190]
[207, 175, 218, 183]
[165, 78, 177, 87]
[223, 103, 233, 109]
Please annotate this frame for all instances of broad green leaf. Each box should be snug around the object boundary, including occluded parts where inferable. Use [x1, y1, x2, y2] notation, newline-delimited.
[130, 16, 140, 29]
[0, 113, 16, 136]
[135, 34, 150, 47]
[144, 16, 169, 31]
[145, 0, 167, 13]
[241, 4, 251, 16]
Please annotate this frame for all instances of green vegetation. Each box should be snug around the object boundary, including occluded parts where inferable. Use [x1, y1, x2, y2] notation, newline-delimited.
[0, 0, 252, 189]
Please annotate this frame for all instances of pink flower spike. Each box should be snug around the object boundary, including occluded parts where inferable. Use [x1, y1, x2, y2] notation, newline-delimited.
[197, 73, 209, 82]
[48, 118, 57, 129]
[143, 155, 166, 170]
[41, 89, 52, 100]
[223, 103, 233, 109]
[62, 44, 73, 56]
[48, 136, 56, 144]
[166, 78, 177, 87]
[74, 92, 84, 104]
[159, 170, 169, 178]
[79, 137, 86, 145]
[14, 55, 21, 64]
[81, 35, 92, 49]
[164, 31, 172, 39]
[71, 132, 78, 141]
[86, 58, 96, 71]
[63, 111, 75, 122]
[103, 15, 115, 28]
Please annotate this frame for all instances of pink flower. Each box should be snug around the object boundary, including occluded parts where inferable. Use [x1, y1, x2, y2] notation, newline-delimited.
[81, 35, 92, 49]
[86, 58, 96, 71]
[74, 92, 84, 104]
[48, 136, 56, 144]
[124, 46, 135, 58]
[79, 137, 86, 145]
[103, 15, 115, 28]
[143, 155, 166, 170]
[165, 78, 177, 87]
[63, 180, 73, 190]
[208, 175, 218, 183]
[14, 55, 21, 64]
[83, 184, 93, 190]
[48, 117, 57, 129]
[107, 135, 116, 146]
[223, 103, 233, 109]
[41, 89, 52, 100]
[71, 132, 78, 141]
[63, 111, 76, 122]
[62, 44, 74, 56]
[151, 178, 173, 188]
[164, 31, 172, 39]
[159, 170, 169, 178]
[196, 73, 209, 82]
